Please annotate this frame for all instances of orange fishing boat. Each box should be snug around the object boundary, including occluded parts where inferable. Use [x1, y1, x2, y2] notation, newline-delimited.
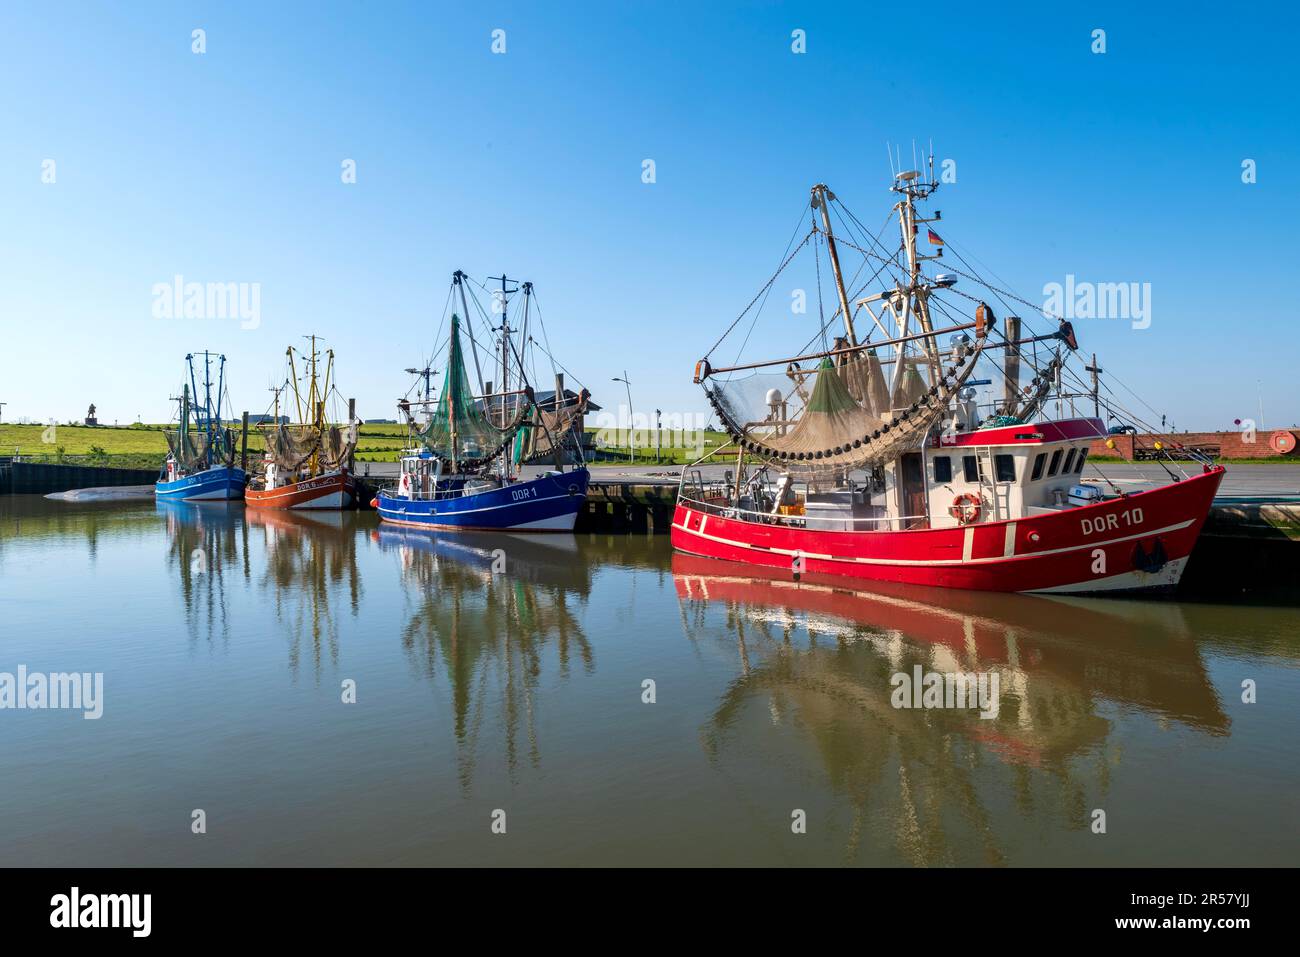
[246, 335, 359, 510]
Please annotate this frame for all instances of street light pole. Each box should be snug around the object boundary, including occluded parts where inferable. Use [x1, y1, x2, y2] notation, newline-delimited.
[655, 408, 662, 462]
[612, 373, 634, 463]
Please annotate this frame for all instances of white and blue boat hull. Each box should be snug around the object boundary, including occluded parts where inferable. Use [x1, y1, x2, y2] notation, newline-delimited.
[376, 468, 589, 532]
[155, 466, 247, 502]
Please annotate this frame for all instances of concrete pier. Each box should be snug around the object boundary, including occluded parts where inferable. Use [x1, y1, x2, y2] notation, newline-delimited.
[0, 460, 159, 495]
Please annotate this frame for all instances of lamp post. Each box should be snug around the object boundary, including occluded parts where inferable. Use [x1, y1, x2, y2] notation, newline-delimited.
[612, 373, 634, 463]
[655, 408, 662, 462]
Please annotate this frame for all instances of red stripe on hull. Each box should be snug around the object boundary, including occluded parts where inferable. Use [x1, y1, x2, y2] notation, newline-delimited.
[670, 467, 1224, 594]
[245, 471, 356, 510]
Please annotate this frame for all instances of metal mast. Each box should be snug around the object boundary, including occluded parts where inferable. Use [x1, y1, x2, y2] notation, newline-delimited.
[888, 162, 944, 397]
[811, 184, 858, 347]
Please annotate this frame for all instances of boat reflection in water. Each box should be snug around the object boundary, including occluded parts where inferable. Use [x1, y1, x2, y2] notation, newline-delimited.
[374, 525, 594, 787]
[158, 499, 244, 648]
[673, 553, 1230, 865]
[244, 507, 364, 679]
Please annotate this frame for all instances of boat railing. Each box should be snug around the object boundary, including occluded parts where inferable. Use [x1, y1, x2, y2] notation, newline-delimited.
[677, 493, 929, 532]
[380, 484, 498, 503]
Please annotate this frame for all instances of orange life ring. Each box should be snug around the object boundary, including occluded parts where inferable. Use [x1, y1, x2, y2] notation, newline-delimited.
[1269, 430, 1297, 455]
[949, 492, 982, 525]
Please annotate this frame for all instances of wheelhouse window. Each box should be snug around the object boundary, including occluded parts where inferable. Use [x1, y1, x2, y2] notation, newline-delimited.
[1031, 452, 1047, 481]
[1063, 448, 1077, 474]
[994, 454, 1016, 483]
[1075, 448, 1088, 472]
[933, 456, 953, 483]
[962, 455, 979, 483]
[1047, 449, 1063, 477]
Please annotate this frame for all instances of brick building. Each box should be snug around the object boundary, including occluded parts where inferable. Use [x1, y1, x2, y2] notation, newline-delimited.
[1089, 429, 1298, 460]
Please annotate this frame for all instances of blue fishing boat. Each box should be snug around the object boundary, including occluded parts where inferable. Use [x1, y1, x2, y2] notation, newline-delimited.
[156, 351, 246, 502]
[375, 273, 591, 532]
[376, 455, 590, 530]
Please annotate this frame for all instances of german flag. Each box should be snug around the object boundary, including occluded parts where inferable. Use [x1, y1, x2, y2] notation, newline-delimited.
[927, 228, 944, 246]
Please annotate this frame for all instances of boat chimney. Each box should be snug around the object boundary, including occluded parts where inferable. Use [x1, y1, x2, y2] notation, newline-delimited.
[554, 372, 565, 470]
[1003, 316, 1021, 415]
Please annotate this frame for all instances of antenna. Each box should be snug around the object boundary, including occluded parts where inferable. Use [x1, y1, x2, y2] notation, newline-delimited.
[404, 365, 436, 402]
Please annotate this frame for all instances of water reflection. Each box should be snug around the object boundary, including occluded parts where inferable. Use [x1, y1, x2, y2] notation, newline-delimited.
[158, 501, 243, 649]
[245, 509, 364, 680]
[672, 553, 1230, 865]
[374, 527, 594, 787]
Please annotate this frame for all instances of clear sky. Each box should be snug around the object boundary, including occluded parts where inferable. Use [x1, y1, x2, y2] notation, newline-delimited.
[1, 1, 1295, 431]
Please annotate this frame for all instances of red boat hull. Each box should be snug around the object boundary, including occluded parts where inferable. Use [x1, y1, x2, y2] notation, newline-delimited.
[245, 470, 356, 510]
[671, 466, 1224, 594]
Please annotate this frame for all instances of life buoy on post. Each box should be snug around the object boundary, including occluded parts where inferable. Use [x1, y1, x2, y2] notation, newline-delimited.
[399, 472, 412, 497]
[949, 492, 982, 525]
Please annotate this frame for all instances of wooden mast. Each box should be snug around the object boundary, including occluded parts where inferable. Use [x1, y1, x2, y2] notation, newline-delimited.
[812, 184, 858, 347]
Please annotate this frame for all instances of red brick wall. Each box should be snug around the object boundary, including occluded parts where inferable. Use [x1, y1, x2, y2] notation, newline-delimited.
[1089, 430, 1298, 460]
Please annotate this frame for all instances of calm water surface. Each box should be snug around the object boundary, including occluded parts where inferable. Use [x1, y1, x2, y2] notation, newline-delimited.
[1, 496, 1297, 866]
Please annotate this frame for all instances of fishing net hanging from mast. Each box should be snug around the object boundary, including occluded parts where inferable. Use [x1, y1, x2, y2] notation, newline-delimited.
[702, 320, 989, 480]
[165, 429, 219, 472]
[320, 424, 358, 470]
[415, 315, 524, 468]
[263, 425, 318, 470]
[513, 389, 591, 463]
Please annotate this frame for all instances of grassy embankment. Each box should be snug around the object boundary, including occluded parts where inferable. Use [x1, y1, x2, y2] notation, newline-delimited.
[5, 424, 1292, 470]
[0, 422, 412, 469]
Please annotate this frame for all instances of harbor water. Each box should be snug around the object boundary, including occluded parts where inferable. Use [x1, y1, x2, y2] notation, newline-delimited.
[1, 496, 1296, 866]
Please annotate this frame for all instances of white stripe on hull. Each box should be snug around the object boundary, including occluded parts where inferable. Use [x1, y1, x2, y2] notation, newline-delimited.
[1025, 556, 1188, 594]
[378, 510, 578, 532]
[672, 516, 1195, 567]
[162, 487, 237, 501]
[287, 490, 351, 509]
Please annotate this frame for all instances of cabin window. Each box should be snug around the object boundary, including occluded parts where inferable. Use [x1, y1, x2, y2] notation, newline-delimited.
[1030, 452, 1046, 481]
[994, 454, 1016, 483]
[1047, 449, 1063, 477]
[1063, 448, 1077, 474]
[933, 456, 952, 483]
[962, 455, 979, 483]
[1075, 448, 1088, 472]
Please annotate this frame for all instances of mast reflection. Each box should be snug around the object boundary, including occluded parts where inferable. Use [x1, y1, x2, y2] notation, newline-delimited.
[375, 526, 593, 788]
[673, 553, 1228, 864]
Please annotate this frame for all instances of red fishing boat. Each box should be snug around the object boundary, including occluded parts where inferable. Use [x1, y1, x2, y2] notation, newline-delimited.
[246, 335, 359, 510]
[672, 168, 1223, 595]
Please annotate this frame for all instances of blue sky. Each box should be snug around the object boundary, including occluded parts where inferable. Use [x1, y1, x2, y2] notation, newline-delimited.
[1, 1, 1295, 430]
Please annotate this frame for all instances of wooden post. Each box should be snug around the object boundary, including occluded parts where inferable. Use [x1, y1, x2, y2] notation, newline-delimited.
[1085, 354, 1103, 419]
[554, 373, 565, 471]
[348, 397, 356, 472]
[1003, 316, 1021, 414]
[240, 411, 249, 472]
